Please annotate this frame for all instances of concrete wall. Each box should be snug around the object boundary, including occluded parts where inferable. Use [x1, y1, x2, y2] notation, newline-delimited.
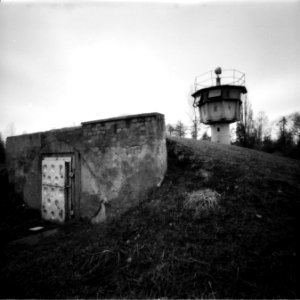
[199, 100, 240, 124]
[6, 113, 167, 222]
[6, 132, 43, 209]
[210, 123, 231, 145]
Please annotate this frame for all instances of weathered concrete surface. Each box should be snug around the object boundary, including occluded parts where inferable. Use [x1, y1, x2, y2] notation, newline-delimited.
[6, 113, 167, 222]
[80, 114, 166, 220]
[6, 133, 42, 209]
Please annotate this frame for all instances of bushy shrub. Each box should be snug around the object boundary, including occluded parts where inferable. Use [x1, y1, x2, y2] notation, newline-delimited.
[183, 189, 220, 218]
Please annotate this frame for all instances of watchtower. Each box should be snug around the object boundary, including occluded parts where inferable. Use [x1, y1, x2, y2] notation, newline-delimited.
[192, 67, 247, 144]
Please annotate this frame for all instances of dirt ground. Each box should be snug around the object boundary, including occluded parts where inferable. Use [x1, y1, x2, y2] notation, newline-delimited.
[0, 137, 299, 298]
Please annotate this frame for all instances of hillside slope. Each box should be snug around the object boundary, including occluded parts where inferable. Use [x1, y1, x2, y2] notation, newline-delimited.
[0, 137, 299, 298]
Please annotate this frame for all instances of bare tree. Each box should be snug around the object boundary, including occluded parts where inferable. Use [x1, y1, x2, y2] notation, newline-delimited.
[174, 121, 187, 138]
[290, 112, 300, 142]
[190, 119, 198, 140]
[236, 96, 256, 147]
[242, 96, 255, 140]
[255, 111, 269, 143]
[276, 116, 293, 151]
[186, 84, 200, 139]
[166, 124, 175, 136]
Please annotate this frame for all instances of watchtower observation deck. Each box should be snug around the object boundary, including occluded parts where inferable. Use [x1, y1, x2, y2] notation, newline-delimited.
[192, 68, 247, 144]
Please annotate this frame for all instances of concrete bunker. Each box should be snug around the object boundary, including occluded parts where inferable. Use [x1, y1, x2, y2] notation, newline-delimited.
[6, 113, 167, 223]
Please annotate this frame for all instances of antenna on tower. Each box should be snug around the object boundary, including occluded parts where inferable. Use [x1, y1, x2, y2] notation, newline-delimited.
[215, 67, 222, 86]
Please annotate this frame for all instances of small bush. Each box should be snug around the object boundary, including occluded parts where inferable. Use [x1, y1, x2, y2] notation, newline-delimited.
[184, 189, 221, 218]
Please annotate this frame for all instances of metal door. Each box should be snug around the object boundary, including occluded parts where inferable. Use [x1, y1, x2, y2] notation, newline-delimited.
[41, 156, 72, 223]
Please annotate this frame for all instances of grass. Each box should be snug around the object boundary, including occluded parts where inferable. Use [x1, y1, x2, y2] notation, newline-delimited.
[184, 189, 221, 218]
[0, 137, 299, 298]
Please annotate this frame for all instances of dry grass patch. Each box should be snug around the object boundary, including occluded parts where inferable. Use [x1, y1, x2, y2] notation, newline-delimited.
[184, 189, 221, 217]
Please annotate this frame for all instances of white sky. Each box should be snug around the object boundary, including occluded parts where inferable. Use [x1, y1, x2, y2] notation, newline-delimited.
[0, 0, 299, 137]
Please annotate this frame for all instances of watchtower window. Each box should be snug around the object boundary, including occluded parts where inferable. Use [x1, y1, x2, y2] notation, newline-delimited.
[208, 89, 221, 98]
[229, 89, 241, 99]
[217, 127, 220, 132]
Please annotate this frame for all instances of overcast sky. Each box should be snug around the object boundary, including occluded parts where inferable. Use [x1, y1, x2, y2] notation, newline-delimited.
[0, 0, 299, 138]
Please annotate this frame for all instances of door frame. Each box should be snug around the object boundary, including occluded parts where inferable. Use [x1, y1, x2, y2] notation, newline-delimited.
[41, 155, 72, 223]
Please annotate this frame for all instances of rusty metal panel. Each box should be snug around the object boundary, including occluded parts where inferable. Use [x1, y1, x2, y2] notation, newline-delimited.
[42, 185, 65, 223]
[42, 159, 65, 187]
[41, 157, 71, 223]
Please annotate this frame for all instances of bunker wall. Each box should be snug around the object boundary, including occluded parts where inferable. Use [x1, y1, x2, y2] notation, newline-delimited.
[6, 113, 167, 221]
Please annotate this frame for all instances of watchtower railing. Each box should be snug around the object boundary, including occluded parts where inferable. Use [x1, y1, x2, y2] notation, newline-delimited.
[194, 69, 246, 91]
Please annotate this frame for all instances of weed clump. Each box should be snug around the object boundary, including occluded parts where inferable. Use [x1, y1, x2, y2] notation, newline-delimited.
[184, 189, 221, 218]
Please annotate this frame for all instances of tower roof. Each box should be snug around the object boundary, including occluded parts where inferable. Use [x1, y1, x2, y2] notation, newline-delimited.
[192, 84, 247, 98]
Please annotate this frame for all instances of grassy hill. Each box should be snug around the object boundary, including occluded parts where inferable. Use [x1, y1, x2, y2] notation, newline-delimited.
[0, 137, 299, 298]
